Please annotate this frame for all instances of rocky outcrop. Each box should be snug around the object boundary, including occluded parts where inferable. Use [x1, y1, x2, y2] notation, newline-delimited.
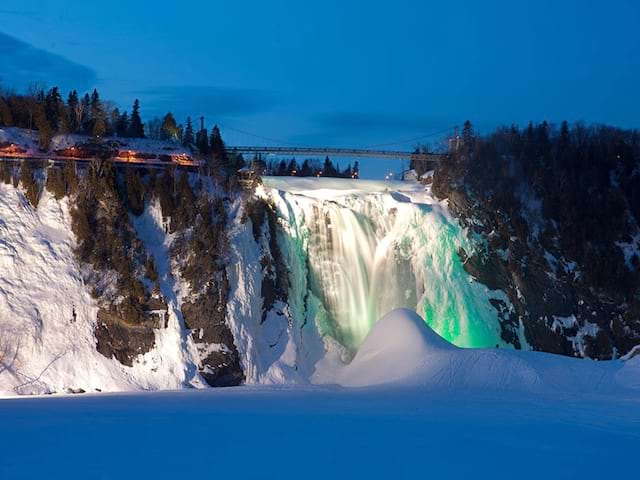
[171, 189, 245, 387]
[432, 123, 640, 359]
[95, 308, 158, 367]
[244, 198, 290, 323]
[181, 272, 244, 387]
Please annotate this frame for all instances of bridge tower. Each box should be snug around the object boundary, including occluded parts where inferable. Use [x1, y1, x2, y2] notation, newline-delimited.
[448, 126, 461, 153]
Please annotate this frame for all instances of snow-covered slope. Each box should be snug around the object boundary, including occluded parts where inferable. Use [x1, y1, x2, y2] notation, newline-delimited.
[0, 183, 191, 395]
[333, 309, 639, 394]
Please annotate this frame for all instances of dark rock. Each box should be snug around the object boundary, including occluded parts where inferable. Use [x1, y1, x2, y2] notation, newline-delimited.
[181, 272, 244, 387]
[95, 308, 156, 367]
[432, 139, 640, 359]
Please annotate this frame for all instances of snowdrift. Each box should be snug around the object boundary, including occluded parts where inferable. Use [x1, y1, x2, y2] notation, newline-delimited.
[334, 309, 640, 394]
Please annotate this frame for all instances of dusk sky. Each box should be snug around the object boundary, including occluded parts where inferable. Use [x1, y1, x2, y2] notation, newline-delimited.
[1, 0, 639, 177]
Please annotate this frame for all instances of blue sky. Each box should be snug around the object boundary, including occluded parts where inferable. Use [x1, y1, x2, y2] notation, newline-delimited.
[0, 0, 639, 177]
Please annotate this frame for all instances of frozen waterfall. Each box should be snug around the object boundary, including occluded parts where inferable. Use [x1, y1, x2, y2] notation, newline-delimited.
[262, 177, 509, 351]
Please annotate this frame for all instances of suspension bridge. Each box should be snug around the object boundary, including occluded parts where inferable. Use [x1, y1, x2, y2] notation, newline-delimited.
[224, 146, 445, 163]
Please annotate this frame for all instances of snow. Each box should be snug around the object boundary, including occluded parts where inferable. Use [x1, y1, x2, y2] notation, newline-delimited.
[262, 176, 431, 203]
[1, 173, 639, 477]
[0, 312, 638, 477]
[333, 309, 456, 386]
[0, 184, 193, 396]
[49, 133, 191, 156]
[1, 175, 638, 409]
[616, 231, 640, 270]
[551, 314, 578, 333]
[329, 309, 636, 394]
[0, 127, 39, 153]
[224, 197, 336, 384]
[568, 320, 601, 357]
[1, 311, 638, 479]
[0, 126, 191, 157]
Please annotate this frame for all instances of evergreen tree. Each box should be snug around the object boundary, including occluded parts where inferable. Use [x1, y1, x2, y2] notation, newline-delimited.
[19, 161, 40, 207]
[183, 117, 194, 146]
[63, 159, 79, 194]
[172, 170, 196, 231]
[277, 160, 287, 176]
[286, 159, 298, 175]
[44, 87, 64, 132]
[66, 90, 79, 133]
[0, 161, 11, 184]
[45, 166, 66, 200]
[0, 96, 13, 126]
[196, 128, 209, 156]
[353, 161, 360, 178]
[109, 108, 121, 137]
[300, 159, 313, 177]
[125, 168, 145, 215]
[209, 125, 227, 174]
[80, 93, 91, 134]
[115, 111, 129, 137]
[323, 156, 336, 176]
[90, 89, 106, 137]
[128, 99, 145, 138]
[33, 103, 54, 150]
[155, 166, 175, 221]
[160, 112, 180, 141]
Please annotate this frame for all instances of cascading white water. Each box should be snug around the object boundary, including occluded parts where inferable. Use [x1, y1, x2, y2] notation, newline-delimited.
[303, 200, 417, 346]
[263, 178, 511, 351]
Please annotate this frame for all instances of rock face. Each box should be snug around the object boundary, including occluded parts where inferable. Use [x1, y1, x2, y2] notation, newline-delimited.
[69, 163, 245, 386]
[181, 272, 244, 387]
[171, 192, 245, 387]
[94, 309, 157, 367]
[432, 123, 640, 359]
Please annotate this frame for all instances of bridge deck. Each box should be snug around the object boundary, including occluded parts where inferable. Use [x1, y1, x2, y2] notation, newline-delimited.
[226, 146, 444, 161]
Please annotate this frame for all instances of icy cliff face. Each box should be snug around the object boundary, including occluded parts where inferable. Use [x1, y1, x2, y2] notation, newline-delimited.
[0, 184, 191, 395]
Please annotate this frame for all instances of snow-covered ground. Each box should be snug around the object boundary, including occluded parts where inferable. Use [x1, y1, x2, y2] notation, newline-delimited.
[1, 384, 638, 480]
[0, 126, 190, 156]
[1, 310, 638, 479]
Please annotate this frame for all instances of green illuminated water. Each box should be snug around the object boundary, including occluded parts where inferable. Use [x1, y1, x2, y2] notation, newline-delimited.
[269, 187, 505, 351]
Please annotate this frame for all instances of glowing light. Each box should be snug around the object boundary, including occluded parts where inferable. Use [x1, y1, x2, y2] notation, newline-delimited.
[275, 190, 503, 350]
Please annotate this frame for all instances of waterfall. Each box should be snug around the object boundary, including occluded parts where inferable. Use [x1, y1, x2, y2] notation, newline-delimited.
[264, 178, 508, 352]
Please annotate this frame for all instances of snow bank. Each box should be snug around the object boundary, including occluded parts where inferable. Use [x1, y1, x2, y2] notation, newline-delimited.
[334, 309, 454, 386]
[333, 308, 639, 394]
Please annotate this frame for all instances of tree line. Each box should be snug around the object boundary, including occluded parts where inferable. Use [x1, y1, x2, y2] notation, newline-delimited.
[0, 85, 145, 148]
[260, 156, 359, 178]
[443, 119, 640, 294]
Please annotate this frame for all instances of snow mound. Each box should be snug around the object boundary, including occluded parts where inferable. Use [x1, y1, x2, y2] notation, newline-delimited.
[335, 309, 456, 386]
[335, 309, 640, 394]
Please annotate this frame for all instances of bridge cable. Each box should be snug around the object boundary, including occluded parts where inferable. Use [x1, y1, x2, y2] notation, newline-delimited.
[219, 124, 306, 148]
[360, 125, 458, 150]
